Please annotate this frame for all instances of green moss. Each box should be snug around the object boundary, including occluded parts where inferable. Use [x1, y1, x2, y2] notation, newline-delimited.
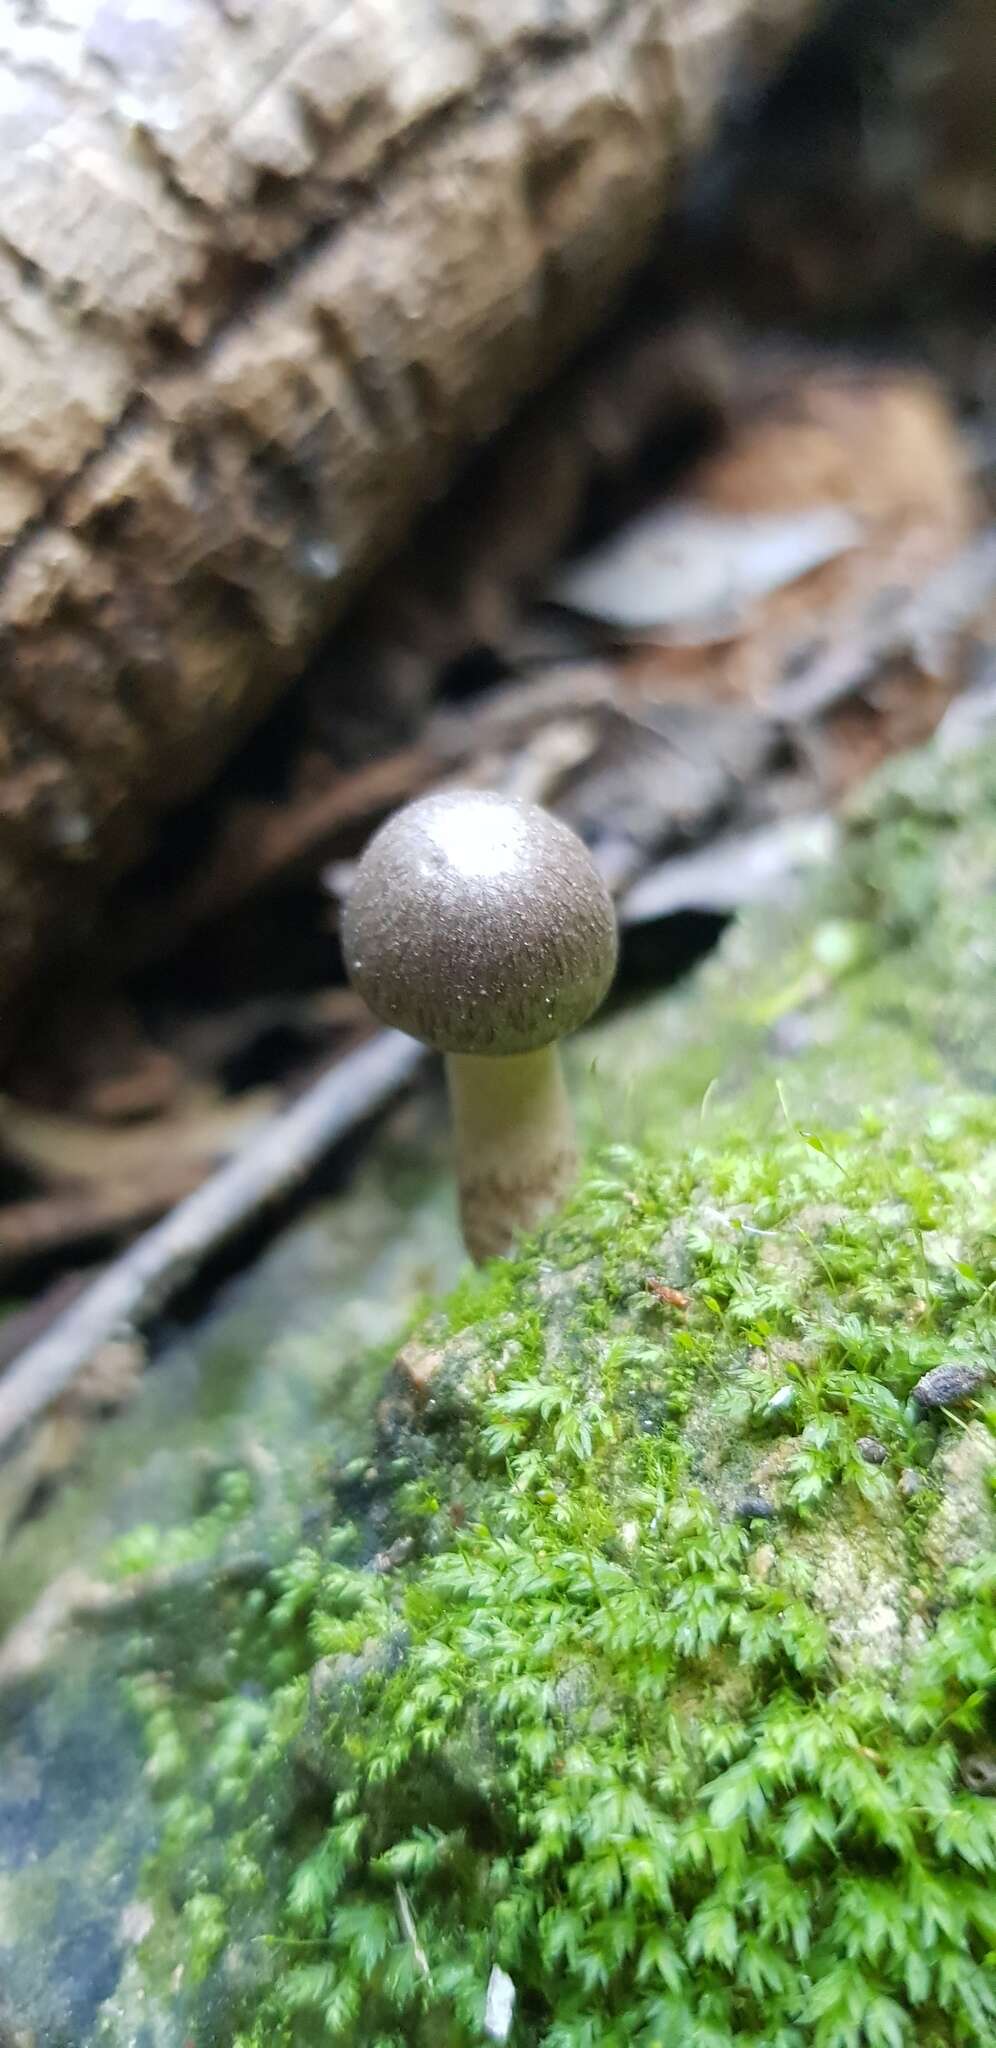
[115, 738, 996, 2047]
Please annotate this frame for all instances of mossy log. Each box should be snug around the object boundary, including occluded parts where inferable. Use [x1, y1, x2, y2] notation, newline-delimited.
[0, 0, 815, 1036]
[4, 732, 993, 2045]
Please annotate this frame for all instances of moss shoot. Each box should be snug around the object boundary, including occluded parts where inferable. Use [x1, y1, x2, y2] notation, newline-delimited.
[104, 738, 996, 2048]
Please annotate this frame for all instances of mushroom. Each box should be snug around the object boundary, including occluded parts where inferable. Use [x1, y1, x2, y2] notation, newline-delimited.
[342, 789, 617, 1261]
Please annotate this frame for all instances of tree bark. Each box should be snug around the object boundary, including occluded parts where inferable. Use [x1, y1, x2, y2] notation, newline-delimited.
[0, 0, 815, 1035]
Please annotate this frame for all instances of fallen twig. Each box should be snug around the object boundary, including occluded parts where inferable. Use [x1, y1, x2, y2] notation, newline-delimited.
[0, 1273, 89, 1373]
[114, 679, 621, 972]
[395, 1884, 431, 1982]
[0, 1030, 424, 1450]
[113, 746, 433, 973]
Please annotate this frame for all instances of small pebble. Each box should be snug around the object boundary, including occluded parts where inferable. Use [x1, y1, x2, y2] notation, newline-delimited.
[117, 1900, 155, 1946]
[484, 1965, 516, 2042]
[736, 1494, 777, 1522]
[769, 1010, 817, 1058]
[856, 1436, 888, 1466]
[372, 1535, 414, 1574]
[767, 1385, 796, 1416]
[911, 1362, 987, 1410]
[898, 1467, 925, 1500]
[961, 1755, 996, 1797]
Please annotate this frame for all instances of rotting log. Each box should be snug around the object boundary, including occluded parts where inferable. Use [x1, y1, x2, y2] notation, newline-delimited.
[0, 0, 817, 1037]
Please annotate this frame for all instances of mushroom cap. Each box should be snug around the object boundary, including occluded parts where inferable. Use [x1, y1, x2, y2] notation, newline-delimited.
[342, 789, 617, 1056]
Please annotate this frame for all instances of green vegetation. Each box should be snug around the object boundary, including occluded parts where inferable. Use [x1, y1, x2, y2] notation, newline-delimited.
[110, 738, 996, 2047]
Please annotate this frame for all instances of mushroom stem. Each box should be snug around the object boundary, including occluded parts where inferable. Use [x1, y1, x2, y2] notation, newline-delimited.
[446, 1046, 578, 1263]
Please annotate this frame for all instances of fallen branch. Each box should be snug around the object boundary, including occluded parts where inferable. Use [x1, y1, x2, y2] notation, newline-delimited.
[0, 1029, 423, 1450]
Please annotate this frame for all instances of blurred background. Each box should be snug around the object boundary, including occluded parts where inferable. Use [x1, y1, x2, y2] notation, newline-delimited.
[1, 7, 995, 2037]
[0, 0, 993, 1493]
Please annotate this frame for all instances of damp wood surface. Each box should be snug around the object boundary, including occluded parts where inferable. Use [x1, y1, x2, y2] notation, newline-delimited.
[0, 0, 818, 1031]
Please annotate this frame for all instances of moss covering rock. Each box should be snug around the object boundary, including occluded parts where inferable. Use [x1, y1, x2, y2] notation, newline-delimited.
[19, 738, 996, 2044]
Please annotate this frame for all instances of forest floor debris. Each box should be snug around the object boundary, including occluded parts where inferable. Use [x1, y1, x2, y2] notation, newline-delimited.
[1, 340, 992, 1523]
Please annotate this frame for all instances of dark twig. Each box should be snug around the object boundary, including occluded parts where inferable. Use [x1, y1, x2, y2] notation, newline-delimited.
[0, 1030, 423, 1449]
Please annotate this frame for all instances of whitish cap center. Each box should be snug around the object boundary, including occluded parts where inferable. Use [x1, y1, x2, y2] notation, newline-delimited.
[418, 804, 528, 883]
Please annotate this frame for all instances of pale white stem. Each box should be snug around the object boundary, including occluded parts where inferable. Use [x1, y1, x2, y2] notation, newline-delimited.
[446, 1044, 578, 1263]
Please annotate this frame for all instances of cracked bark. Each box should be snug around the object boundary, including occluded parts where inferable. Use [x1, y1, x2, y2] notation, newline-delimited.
[0, 0, 816, 1034]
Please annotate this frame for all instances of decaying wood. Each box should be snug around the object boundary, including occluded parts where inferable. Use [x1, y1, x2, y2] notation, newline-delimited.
[0, 1028, 422, 1449]
[0, 0, 817, 1039]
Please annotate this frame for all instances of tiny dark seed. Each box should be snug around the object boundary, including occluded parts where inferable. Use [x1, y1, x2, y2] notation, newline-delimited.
[856, 1436, 888, 1465]
[736, 1494, 777, 1522]
[911, 1362, 987, 1410]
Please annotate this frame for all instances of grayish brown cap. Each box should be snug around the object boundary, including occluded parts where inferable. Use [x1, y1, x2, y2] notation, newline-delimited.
[342, 789, 617, 1056]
